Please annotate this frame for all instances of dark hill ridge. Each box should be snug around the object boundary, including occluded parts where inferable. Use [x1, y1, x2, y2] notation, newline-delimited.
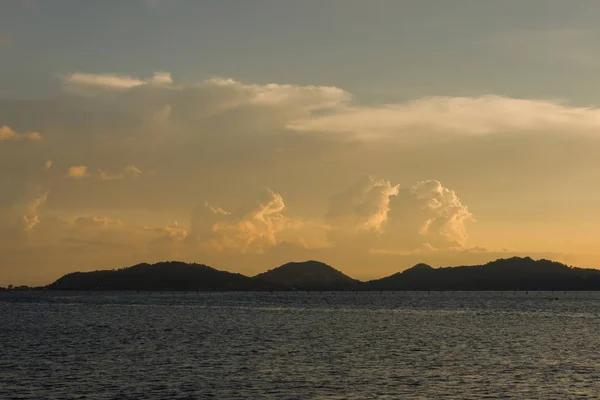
[48, 261, 279, 291]
[46, 257, 600, 291]
[367, 257, 600, 291]
[254, 260, 361, 290]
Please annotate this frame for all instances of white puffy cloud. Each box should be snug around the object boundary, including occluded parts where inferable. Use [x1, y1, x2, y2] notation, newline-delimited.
[0, 125, 42, 141]
[290, 95, 600, 138]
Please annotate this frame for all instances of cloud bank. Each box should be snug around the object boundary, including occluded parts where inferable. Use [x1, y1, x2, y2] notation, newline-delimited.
[290, 95, 600, 138]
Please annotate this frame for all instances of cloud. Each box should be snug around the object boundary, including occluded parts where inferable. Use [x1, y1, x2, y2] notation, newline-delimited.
[290, 95, 600, 138]
[0, 125, 42, 141]
[65, 73, 145, 89]
[62, 71, 172, 94]
[204, 201, 231, 215]
[0, 70, 355, 214]
[0, 186, 50, 251]
[326, 176, 399, 242]
[324, 177, 473, 252]
[61, 71, 348, 112]
[203, 77, 350, 111]
[150, 72, 173, 85]
[52, 71, 600, 146]
[66, 165, 90, 179]
[74, 216, 124, 229]
[65, 165, 142, 180]
[99, 165, 142, 180]
[209, 190, 290, 253]
[187, 190, 318, 254]
[0, 126, 18, 141]
[60, 72, 349, 115]
[409, 180, 474, 248]
[22, 191, 48, 232]
[151, 221, 189, 245]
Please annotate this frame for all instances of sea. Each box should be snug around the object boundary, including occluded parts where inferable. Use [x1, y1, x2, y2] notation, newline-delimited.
[1, 291, 600, 399]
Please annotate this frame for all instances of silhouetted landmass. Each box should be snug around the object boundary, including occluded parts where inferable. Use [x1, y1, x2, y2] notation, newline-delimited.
[48, 261, 281, 291]
[254, 260, 362, 290]
[0, 285, 29, 291]
[366, 257, 600, 291]
[45, 257, 600, 291]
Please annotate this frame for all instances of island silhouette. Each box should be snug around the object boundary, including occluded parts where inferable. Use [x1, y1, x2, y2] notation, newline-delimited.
[39, 257, 600, 291]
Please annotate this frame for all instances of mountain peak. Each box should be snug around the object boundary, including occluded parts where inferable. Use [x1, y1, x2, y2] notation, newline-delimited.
[255, 260, 360, 290]
[277, 260, 335, 271]
[48, 261, 267, 291]
[405, 263, 434, 272]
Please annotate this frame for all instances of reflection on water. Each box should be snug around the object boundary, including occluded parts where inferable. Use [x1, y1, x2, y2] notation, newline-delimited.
[2, 291, 600, 399]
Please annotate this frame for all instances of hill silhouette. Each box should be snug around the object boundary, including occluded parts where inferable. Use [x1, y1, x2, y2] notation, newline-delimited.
[45, 257, 600, 291]
[254, 260, 361, 290]
[48, 261, 279, 291]
[366, 257, 600, 291]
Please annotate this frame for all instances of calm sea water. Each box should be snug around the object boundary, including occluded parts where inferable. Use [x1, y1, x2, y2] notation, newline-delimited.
[2, 291, 600, 399]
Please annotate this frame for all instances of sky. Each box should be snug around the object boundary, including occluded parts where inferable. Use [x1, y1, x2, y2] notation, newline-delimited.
[3, 0, 600, 285]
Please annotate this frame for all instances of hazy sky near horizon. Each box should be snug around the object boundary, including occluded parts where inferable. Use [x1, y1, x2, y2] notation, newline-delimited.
[3, 0, 600, 285]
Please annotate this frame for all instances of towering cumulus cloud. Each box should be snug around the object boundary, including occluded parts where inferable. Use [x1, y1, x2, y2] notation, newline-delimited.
[325, 177, 473, 252]
[326, 176, 400, 243]
[410, 180, 473, 248]
[188, 190, 308, 254]
[211, 190, 288, 253]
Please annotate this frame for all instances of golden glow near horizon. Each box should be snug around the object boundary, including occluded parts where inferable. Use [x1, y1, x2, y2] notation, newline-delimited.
[3, 2, 600, 285]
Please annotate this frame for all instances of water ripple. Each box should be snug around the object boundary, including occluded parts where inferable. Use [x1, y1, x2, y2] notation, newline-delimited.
[1, 291, 599, 399]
